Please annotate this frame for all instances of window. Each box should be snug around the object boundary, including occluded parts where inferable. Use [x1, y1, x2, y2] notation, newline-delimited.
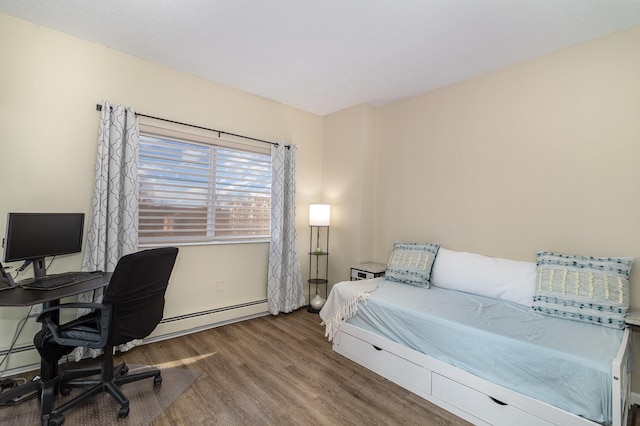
[138, 127, 272, 244]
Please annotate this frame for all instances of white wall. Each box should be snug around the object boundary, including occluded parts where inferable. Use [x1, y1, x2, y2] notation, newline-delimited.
[0, 14, 323, 370]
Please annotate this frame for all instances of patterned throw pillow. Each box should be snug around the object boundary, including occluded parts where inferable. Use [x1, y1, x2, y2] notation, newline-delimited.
[531, 251, 634, 329]
[385, 242, 440, 288]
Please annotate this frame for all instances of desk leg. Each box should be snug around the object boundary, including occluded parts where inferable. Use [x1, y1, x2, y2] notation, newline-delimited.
[39, 300, 60, 382]
[0, 299, 60, 411]
[37, 300, 61, 424]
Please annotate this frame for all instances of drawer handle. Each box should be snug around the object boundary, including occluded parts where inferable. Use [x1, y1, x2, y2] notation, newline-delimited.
[489, 396, 507, 406]
[372, 345, 383, 351]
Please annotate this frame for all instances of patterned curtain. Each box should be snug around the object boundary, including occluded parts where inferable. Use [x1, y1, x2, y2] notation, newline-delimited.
[268, 144, 304, 314]
[82, 100, 139, 272]
[72, 100, 140, 360]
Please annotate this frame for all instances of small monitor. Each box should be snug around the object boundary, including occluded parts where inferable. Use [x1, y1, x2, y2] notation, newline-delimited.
[3, 213, 85, 281]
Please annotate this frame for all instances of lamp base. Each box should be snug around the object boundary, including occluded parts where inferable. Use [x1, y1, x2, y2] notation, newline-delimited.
[308, 293, 325, 313]
[309, 293, 325, 310]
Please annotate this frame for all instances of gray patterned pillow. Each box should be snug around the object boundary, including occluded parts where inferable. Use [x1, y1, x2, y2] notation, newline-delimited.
[385, 242, 440, 288]
[531, 251, 633, 329]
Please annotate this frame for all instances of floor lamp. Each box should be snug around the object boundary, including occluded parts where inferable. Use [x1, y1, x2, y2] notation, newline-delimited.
[308, 204, 330, 312]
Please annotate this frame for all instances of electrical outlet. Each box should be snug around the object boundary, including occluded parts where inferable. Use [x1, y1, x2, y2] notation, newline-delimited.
[216, 279, 224, 292]
[30, 303, 43, 316]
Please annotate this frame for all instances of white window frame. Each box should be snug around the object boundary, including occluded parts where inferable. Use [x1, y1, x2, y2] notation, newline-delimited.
[138, 124, 272, 246]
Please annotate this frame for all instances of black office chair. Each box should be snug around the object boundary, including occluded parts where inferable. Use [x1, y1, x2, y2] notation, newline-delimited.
[33, 247, 178, 426]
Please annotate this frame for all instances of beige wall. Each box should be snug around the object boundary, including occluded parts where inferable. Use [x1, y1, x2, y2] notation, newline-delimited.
[324, 26, 640, 294]
[322, 104, 378, 286]
[325, 25, 640, 393]
[370, 25, 640, 301]
[322, 27, 640, 292]
[0, 14, 323, 370]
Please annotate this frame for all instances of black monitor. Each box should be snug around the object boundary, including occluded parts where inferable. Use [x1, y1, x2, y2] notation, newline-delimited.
[3, 212, 85, 281]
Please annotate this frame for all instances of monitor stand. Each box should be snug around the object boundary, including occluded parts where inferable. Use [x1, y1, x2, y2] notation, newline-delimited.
[17, 257, 48, 285]
[32, 257, 47, 281]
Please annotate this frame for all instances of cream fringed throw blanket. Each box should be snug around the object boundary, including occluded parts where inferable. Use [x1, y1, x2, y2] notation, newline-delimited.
[319, 279, 379, 341]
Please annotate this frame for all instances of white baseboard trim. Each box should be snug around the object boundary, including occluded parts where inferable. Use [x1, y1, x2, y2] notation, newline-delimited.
[631, 391, 640, 406]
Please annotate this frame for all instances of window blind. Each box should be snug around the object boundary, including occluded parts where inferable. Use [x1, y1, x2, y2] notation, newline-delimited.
[138, 132, 271, 244]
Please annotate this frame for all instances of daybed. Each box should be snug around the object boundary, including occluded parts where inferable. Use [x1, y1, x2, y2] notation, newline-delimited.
[320, 244, 633, 426]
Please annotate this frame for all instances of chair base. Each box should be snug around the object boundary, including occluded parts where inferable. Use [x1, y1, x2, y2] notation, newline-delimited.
[0, 353, 163, 425]
[45, 359, 162, 426]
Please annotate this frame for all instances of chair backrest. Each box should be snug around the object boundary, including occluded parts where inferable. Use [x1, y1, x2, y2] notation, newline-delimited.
[103, 247, 178, 345]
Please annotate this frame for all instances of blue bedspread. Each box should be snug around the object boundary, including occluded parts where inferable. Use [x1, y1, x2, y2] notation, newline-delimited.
[346, 278, 623, 424]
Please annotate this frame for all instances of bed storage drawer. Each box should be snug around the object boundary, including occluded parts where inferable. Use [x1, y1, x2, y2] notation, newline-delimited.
[337, 331, 430, 396]
[431, 373, 551, 426]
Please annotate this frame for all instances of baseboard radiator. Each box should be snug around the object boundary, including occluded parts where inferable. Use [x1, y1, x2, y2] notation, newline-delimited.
[147, 299, 269, 343]
[0, 299, 268, 376]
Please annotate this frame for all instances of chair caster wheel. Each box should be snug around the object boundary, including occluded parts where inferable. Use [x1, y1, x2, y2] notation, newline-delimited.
[121, 365, 129, 375]
[154, 376, 162, 386]
[48, 413, 65, 426]
[118, 405, 130, 418]
[60, 386, 71, 396]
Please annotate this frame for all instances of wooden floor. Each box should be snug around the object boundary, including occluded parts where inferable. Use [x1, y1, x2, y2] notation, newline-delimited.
[114, 309, 470, 425]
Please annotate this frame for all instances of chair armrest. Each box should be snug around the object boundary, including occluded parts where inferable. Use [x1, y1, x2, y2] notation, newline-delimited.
[35, 302, 105, 321]
[36, 302, 112, 349]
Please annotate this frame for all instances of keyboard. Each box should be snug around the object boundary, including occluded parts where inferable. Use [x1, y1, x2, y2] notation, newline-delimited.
[21, 271, 105, 291]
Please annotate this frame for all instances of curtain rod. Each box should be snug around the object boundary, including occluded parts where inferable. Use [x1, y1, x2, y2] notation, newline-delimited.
[96, 104, 281, 146]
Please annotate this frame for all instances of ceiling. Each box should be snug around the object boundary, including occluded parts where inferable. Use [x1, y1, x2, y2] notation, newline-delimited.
[2, 1, 640, 116]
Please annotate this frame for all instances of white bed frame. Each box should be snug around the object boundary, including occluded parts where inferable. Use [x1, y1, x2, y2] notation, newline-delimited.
[333, 322, 631, 426]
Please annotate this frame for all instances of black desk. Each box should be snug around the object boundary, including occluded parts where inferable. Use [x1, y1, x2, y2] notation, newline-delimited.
[0, 274, 111, 396]
[0, 274, 112, 308]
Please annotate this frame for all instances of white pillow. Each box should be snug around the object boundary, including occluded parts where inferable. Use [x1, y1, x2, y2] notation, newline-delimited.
[431, 248, 536, 306]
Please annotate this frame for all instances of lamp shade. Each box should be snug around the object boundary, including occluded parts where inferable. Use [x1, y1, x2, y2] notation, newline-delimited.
[309, 204, 331, 226]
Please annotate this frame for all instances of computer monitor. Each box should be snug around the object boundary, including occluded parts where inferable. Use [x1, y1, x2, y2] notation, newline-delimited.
[3, 212, 85, 281]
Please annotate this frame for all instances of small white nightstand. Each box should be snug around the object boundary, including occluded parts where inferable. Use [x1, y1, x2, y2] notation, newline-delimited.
[350, 262, 386, 281]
